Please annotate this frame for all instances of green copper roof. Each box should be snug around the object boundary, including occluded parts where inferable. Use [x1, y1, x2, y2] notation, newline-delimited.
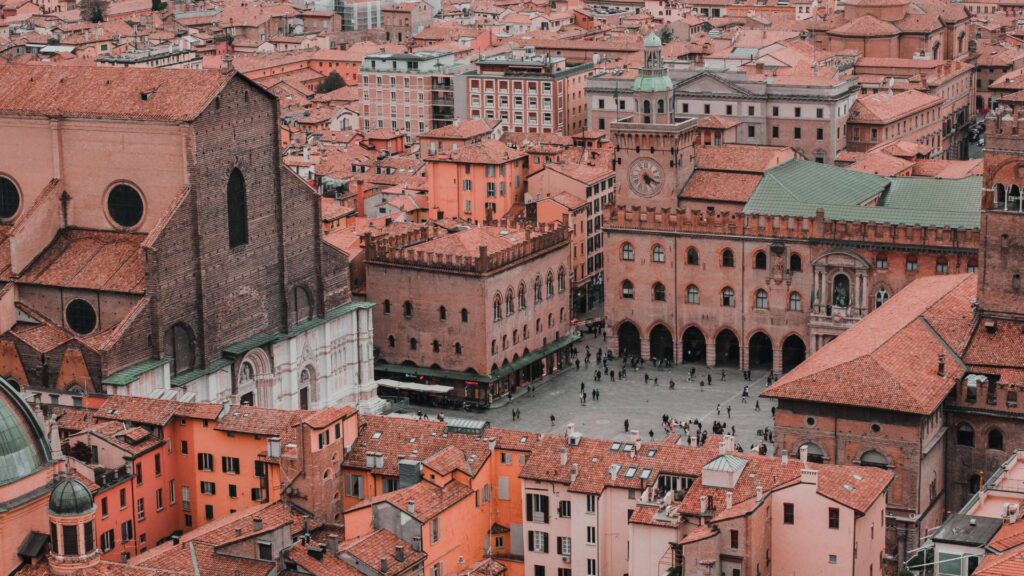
[633, 74, 674, 93]
[0, 378, 50, 486]
[743, 160, 981, 229]
[644, 32, 662, 48]
[49, 478, 94, 516]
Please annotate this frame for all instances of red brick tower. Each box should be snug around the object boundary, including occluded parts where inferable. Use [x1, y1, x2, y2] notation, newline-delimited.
[979, 103, 1024, 316]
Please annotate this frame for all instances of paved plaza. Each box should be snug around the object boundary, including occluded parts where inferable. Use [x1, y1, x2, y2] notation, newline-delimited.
[407, 332, 779, 452]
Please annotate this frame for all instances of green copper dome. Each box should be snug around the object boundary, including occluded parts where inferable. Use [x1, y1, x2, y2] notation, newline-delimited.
[0, 377, 51, 486]
[644, 32, 662, 48]
[49, 478, 94, 516]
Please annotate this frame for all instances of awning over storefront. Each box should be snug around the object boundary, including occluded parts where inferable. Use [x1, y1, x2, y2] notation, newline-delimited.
[375, 379, 454, 394]
[374, 332, 581, 383]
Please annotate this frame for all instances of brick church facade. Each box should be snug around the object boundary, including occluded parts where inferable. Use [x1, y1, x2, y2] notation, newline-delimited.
[603, 34, 981, 374]
[0, 64, 380, 412]
[763, 95, 1024, 566]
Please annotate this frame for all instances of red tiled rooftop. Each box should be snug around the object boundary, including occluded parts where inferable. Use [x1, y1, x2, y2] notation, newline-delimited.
[18, 229, 147, 294]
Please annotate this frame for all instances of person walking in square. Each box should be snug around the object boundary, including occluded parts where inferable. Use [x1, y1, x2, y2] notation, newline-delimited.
[624, 419, 630, 432]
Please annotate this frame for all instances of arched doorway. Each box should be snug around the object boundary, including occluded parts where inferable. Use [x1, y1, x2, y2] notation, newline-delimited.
[650, 325, 673, 362]
[781, 335, 806, 372]
[749, 332, 773, 369]
[715, 330, 739, 367]
[682, 327, 706, 363]
[618, 322, 641, 357]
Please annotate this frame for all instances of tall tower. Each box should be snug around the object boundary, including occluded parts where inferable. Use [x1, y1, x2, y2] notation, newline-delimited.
[611, 32, 696, 211]
[979, 102, 1024, 317]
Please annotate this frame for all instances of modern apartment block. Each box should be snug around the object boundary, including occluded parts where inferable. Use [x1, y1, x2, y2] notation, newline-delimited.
[464, 47, 593, 135]
[361, 51, 468, 136]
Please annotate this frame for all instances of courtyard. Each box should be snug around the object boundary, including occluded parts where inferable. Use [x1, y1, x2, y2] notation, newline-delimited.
[406, 332, 779, 451]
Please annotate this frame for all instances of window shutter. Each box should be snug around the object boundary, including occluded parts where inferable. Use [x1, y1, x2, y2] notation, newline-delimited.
[526, 495, 534, 522]
[528, 531, 535, 552]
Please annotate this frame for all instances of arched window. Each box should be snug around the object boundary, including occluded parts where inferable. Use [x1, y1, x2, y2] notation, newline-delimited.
[1008, 389, 1018, 408]
[622, 242, 635, 261]
[652, 245, 665, 263]
[789, 253, 802, 272]
[513, 330, 518, 344]
[558, 267, 566, 292]
[546, 272, 554, 297]
[686, 247, 699, 265]
[455, 343, 463, 354]
[536, 319, 542, 333]
[860, 450, 889, 469]
[722, 287, 735, 307]
[506, 290, 515, 315]
[383, 300, 391, 314]
[622, 280, 635, 299]
[388, 335, 396, 348]
[875, 254, 889, 269]
[832, 275, 850, 307]
[534, 276, 543, 302]
[290, 286, 313, 323]
[1010, 184, 1022, 211]
[754, 251, 767, 269]
[491, 340, 496, 354]
[403, 301, 413, 317]
[989, 428, 1004, 450]
[969, 474, 981, 494]
[906, 254, 919, 272]
[653, 282, 666, 301]
[559, 308, 565, 321]
[722, 249, 735, 268]
[409, 338, 418, 350]
[493, 295, 502, 321]
[789, 292, 802, 311]
[657, 99, 665, 114]
[518, 284, 527, 309]
[461, 308, 469, 322]
[755, 289, 768, 310]
[66, 299, 97, 335]
[995, 183, 1006, 209]
[875, 287, 890, 309]
[687, 284, 700, 304]
[432, 340, 440, 353]
[799, 442, 826, 464]
[439, 306, 447, 320]
[936, 256, 949, 274]
[227, 169, 249, 248]
[956, 423, 974, 446]
[967, 257, 978, 273]
[548, 313, 553, 327]
[163, 324, 195, 376]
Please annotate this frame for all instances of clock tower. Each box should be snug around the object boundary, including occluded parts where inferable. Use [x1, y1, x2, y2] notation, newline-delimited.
[611, 32, 697, 211]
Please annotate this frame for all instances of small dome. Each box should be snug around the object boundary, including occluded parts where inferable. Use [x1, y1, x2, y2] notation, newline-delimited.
[644, 32, 662, 48]
[49, 478, 94, 516]
[0, 377, 51, 486]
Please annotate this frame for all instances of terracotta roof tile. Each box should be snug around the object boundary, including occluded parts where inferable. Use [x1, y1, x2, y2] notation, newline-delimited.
[0, 63, 230, 122]
[18, 229, 147, 294]
[375, 479, 474, 522]
[96, 395, 223, 426]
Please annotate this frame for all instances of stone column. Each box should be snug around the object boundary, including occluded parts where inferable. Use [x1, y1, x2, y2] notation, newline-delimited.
[706, 343, 717, 367]
[773, 346, 783, 375]
[640, 338, 650, 360]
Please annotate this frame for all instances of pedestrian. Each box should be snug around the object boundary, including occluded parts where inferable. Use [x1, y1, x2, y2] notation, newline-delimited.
[708, 372, 713, 386]
[721, 369, 726, 381]
[755, 400, 761, 412]
[644, 373, 650, 384]
[550, 414, 556, 426]
[771, 406, 776, 417]
[654, 377, 658, 386]
[512, 408, 516, 421]
[581, 382, 585, 393]
[669, 379, 676, 390]
[649, 429, 655, 440]
[716, 404, 721, 416]
[727, 405, 732, 418]
[576, 359, 580, 370]
[591, 389, 596, 400]
[624, 419, 630, 432]
[580, 392, 586, 405]
[595, 389, 600, 401]
[731, 425, 735, 436]
[611, 372, 616, 383]
[700, 379, 705, 391]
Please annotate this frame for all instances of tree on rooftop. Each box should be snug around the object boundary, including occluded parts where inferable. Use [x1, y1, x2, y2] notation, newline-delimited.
[659, 26, 673, 45]
[316, 71, 346, 93]
[81, 0, 108, 22]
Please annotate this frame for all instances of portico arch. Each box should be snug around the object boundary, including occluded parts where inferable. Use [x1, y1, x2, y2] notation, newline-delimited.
[781, 335, 806, 372]
[618, 322, 641, 357]
[748, 332, 773, 369]
[649, 324, 673, 361]
[714, 329, 739, 367]
[682, 326, 706, 363]
[236, 347, 273, 407]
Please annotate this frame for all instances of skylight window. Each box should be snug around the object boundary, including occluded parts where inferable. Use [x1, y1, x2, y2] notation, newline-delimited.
[625, 467, 637, 478]
[640, 469, 652, 480]
[610, 442, 622, 451]
[371, 432, 383, 439]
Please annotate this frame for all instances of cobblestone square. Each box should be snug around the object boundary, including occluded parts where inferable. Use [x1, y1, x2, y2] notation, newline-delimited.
[410, 332, 779, 451]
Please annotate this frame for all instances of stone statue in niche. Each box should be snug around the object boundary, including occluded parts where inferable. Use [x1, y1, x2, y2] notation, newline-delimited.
[833, 275, 850, 307]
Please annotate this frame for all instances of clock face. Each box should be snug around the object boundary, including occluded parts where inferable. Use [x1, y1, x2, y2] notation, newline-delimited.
[628, 157, 664, 197]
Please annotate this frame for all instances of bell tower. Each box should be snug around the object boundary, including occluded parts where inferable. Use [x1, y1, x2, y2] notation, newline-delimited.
[611, 32, 697, 211]
[979, 101, 1024, 317]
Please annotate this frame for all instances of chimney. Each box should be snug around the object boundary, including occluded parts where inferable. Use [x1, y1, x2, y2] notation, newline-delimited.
[406, 500, 416, 515]
[394, 545, 405, 562]
[609, 464, 619, 481]
[781, 449, 789, 465]
[938, 354, 946, 377]
[221, 53, 234, 74]
[725, 492, 733, 509]
[560, 447, 568, 467]
[630, 430, 641, 445]
[719, 441, 727, 456]
[799, 445, 808, 463]
[253, 517, 263, 531]
[327, 535, 339, 556]
[565, 423, 575, 437]
[380, 557, 389, 573]
[756, 486, 764, 502]
[571, 463, 579, 482]
[800, 468, 819, 486]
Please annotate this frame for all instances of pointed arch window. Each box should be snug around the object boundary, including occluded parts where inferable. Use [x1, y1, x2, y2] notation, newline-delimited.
[227, 169, 249, 248]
